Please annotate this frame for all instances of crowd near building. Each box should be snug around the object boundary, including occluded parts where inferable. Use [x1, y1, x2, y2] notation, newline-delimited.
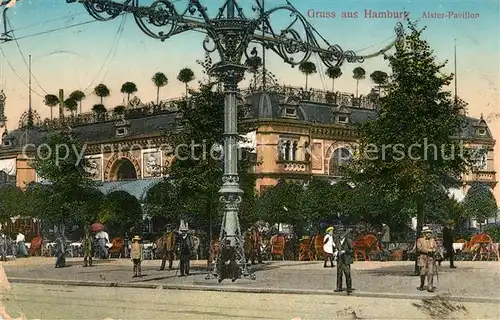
[0, 79, 497, 235]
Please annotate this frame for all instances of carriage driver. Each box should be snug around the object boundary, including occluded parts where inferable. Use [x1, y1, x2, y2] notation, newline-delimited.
[416, 226, 438, 292]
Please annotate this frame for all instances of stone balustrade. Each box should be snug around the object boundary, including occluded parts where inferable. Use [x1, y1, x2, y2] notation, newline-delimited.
[277, 161, 309, 173]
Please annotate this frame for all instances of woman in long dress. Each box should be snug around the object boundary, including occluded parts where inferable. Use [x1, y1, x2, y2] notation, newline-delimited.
[323, 227, 336, 268]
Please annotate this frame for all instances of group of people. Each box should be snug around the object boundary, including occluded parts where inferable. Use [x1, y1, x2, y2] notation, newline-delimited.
[320, 221, 457, 295]
[0, 229, 29, 260]
[55, 227, 111, 269]
[148, 222, 195, 278]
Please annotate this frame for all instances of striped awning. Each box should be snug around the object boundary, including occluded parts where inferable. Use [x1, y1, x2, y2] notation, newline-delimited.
[96, 177, 163, 202]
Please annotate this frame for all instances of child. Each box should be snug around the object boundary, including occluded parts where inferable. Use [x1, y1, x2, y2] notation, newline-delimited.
[131, 235, 143, 278]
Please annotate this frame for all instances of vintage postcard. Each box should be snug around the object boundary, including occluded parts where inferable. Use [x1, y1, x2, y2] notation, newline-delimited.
[0, 0, 498, 319]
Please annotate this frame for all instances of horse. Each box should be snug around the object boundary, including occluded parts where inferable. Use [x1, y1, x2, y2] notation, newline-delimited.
[156, 231, 177, 270]
[29, 235, 43, 256]
[244, 226, 262, 264]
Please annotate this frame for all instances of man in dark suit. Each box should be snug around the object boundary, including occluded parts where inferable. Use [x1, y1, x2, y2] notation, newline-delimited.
[177, 224, 194, 276]
[442, 220, 456, 268]
[334, 229, 354, 295]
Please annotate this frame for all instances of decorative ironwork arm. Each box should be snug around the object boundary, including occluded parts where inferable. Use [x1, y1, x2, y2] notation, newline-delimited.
[66, 0, 210, 41]
[68, 0, 405, 68]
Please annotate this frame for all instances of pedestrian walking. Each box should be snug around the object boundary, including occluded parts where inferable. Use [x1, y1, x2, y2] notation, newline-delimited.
[323, 226, 335, 268]
[441, 220, 456, 268]
[83, 229, 94, 267]
[177, 221, 194, 277]
[380, 223, 391, 261]
[54, 233, 67, 268]
[15, 229, 28, 258]
[95, 229, 109, 259]
[416, 226, 438, 292]
[334, 229, 354, 295]
[157, 226, 177, 271]
[131, 235, 143, 278]
[0, 233, 10, 261]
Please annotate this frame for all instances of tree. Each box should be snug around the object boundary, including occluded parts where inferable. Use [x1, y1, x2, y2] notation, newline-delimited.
[151, 72, 168, 104]
[145, 180, 181, 224]
[92, 104, 107, 113]
[302, 178, 337, 231]
[258, 181, 305, 232]
[120, 81, 138, 103]
[370, 70, 389, 97]
[43, 94, 59, 120]
[325, 66, 342, 92]
[113, 105, 125, 115]
[298, 61, 317, 91]
[100, 191, 143, 236]
[64, 98, 78, 116]
[350, 22, 473, 273]
[93, 84, 110, 105]
[462, 184, 498, 229]
[197, 52, 214, 83]
[244, 56, 262, 89]
[0, 185, 26, 223]
[352, 67, 366, 98]
[177, 68, 195, 98]
[27, 132, 102, 231]
[69, 90, 86, 114]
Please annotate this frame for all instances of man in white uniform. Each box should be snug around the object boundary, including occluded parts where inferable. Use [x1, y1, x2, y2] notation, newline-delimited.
[323, 226, 336, 268]
[95, 230, 110, 259]
[16, 229, 28, 257]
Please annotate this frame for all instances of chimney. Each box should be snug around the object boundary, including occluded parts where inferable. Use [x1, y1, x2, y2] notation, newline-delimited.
[59, 89, 64, 118]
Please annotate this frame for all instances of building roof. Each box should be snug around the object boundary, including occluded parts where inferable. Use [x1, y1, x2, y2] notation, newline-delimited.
[0, 88, 493, 154]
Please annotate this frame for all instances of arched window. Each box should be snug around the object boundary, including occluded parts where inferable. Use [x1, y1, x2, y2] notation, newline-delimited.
[292, 141, 298, 161]
[284, 141, 291, 161]
[329, 147, 352, 176]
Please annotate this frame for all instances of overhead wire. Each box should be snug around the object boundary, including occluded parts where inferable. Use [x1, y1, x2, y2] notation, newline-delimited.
[0, 44, 43, 97]
[7, 18, 49, 95]
[12, 11, 87, 32]
[82, 14, 127, 95]
[10, 18, 113, 42]
[0, 11, 129, 98]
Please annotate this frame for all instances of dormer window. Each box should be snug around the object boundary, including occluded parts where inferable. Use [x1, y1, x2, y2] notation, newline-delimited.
[116, 128, 126, 136]
[2, 136, 12, 147]
[285, 108, 296, 117]
[338, 115, 348, 123]
[175, 117, 184, 129]
[114, 119, 131, 137]
[478, 129, 486, 136]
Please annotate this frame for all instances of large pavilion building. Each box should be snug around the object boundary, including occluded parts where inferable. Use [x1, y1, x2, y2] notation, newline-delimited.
[0, 84, 497, 233]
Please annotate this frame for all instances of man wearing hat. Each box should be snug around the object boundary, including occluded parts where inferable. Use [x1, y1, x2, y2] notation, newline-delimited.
[416, 226, 438, 292]
[218, 239, 239, 283]
[177, 220, 194, 276]
[323, 227, 336, 268]
[334, 229, 354, 294]
[83, 228, 94, 267]
[441, 220, 456, 268]
[131, 235, 143, 277]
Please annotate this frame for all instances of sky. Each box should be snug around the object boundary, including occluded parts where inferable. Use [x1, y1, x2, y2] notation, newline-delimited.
[0, 1, 498, 192]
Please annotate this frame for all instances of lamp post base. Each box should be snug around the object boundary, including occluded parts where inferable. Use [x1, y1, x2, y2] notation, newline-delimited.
[205, 205, 256, 282]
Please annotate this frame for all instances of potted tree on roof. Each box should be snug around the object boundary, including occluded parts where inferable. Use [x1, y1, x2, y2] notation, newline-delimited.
[92, 104, 107, 121]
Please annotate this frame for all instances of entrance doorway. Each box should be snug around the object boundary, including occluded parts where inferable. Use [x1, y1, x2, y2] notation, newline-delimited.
[112, 158, 138, 180]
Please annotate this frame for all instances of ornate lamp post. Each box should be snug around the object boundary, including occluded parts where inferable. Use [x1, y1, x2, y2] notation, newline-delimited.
[67, 0, 404, 280]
